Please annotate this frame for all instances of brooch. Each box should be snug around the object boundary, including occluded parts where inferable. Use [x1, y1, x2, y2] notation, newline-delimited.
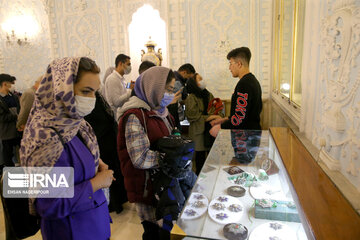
[212, 203, 226, 210]
[269, 237, 281, 240]
[217, 196, 228, 202]
[269, 222, 282, 231]
[216, 213, 228, 220]
[191, 201, 205, 208]
[193, 194, 204, 200]
[229, 204, 243, 212]
[184, 209, 197, 216]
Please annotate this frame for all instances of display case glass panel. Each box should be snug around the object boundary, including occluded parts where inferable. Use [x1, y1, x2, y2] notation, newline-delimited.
[174, 129, 312, 240]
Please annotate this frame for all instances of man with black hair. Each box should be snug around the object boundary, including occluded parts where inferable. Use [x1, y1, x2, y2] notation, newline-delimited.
[138, 61, 156, 75]
[168, 63, 196, 130]
[104, 54, 132, 119]
[210, 47, 262, 137]
[174, 63, 196, 100]
[0, 74, 20, 171]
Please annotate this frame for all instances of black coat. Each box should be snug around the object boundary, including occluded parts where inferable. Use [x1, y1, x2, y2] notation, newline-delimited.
[85, 92, 127, 212]
[0, 93, 20, 140]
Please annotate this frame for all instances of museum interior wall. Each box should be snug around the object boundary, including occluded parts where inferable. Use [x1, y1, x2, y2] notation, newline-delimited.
[0, 0, 359, 211]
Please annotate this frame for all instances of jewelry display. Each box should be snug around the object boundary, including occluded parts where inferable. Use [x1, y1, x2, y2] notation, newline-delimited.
[175, 130, 308, 240]
[181, 192, 209, 220]
[208, 195, 244, 224]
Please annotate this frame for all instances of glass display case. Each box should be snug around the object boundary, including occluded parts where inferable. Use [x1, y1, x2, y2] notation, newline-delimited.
[172, 129, 312, 240]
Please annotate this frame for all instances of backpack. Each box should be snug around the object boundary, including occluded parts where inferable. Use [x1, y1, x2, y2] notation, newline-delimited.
[207, 98, 224, 115]
[151, 133, 196, 232]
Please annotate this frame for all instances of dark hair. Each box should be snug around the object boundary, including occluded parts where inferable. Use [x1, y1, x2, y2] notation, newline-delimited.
[178, 63, 196, 74]
[227, 47, 252, 66]
[75, 57, 100, 83]
[0, 74, 16, 86]
[115, 54, 130, 68]
[138, 61, 156, 74]
[166, 70, 175, 85]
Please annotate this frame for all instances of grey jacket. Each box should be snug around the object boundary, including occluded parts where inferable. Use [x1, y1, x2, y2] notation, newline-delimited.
[16, 87, 35, 129]
[0, 94, 20, 140]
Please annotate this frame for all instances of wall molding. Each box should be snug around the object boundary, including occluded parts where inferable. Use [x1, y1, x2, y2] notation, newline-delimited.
[271, 91, 301, 127]
[260, 0, 272, 99]
[319, 148, 341, 171]
[168, 0, 187, 68]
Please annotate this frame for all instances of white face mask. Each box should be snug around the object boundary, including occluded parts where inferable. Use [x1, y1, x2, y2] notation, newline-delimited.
[124, 65, 132, 75]
[199, 80, 206, 90]
[75, 95, 96, 117]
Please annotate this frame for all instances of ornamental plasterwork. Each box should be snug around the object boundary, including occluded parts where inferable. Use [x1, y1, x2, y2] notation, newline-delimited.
[72, 0, 88, 12]
[319, 0, 360, 184]
[1, 0, 52, 91]
[191, 0, 247, 100]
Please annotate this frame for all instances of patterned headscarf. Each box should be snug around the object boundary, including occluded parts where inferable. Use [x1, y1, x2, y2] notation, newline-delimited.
[20, 57, 100, 168]
[134, 66, 170, 110]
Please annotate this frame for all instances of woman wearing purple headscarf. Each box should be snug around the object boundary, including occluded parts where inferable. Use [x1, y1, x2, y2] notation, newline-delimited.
[117, 66, 179, 240]
[20, 57, 114, 240]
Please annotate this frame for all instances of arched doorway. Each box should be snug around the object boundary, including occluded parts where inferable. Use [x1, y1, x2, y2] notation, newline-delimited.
[128, 4, 167, 81]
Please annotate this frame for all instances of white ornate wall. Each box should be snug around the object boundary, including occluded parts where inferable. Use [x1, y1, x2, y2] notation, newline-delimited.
[184, 0, 272, 100]
[46, 0, 172, 83]
[1, 0, 272, 98]
[44, 0, 116, 82]
[301, 0, 360, 191]
[0, 0, 52, 91]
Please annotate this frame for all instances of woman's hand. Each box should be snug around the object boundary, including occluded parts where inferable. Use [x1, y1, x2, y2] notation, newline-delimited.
[210, 117, 227, 126]
[206, 115, 221, 122]
[170, 89, 182, 105]
[98, 158, 108, 172]
[90, 169, 115, 193]
[210, 124, 221, 137]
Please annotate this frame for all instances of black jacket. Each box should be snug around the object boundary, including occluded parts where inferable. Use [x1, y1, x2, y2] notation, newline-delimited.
[85, 92, 127, 212]
[0, 93, 20, 140]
